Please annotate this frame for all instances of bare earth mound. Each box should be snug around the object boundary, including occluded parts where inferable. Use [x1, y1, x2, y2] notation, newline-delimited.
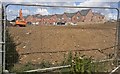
[7, 23, 116, 64]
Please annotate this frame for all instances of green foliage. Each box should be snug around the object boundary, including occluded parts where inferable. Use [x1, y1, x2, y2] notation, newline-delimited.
[10, 62, 35, 73]
[5, 29, 19, 70]
[38, 60, 53, 68]
[61, 52, 113, 74]
[10, 60, 55, 73]
[70, 53, 93, 74]
[8, 50, 114, 73]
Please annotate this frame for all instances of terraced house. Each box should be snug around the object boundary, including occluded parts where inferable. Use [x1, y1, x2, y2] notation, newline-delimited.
[25, 9, 106, 25]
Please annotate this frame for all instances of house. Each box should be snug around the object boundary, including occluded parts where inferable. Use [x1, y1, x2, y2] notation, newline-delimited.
[71, 11, 82, 23]
[49, 15, 58, 25]
[55, 14, 67, 25]
[26, 14, 42, 25]
[80, 9, 93, 22]
[25, 9, 106, 25]
[64, 12, 75, 23]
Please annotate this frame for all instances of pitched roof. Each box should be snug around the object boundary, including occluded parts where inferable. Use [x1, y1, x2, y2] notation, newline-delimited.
[34, 14, 44, 18]
[55, 14, 63, 18]
[64, 12, 76, 18]
[93, 13, 101, 16]
[80, 9, 91, 16]
[43, 15, 52, 18]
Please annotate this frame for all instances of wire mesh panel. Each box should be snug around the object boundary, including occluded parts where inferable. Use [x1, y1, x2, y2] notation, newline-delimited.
[0, 2, 3, 73]
[5, 3, 119, 73]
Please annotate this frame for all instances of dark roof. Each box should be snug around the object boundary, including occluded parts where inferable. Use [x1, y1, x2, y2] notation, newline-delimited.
[43, 15, 52, 18]
[80, 9, 91, 16]
[55, 14, 63, 18]
[64, 9, 91, 17]
[64, 12, 76, 18]
[34, 14, 44, 18]
[24, 16, 28, 19]
[93, 13, 101, 16]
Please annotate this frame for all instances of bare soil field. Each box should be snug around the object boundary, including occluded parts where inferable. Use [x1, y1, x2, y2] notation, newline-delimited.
[7, 22, 117, 64]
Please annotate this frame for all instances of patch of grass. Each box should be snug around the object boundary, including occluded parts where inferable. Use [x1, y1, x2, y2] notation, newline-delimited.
[10, 62, 35, 73]
[37, 60, 54, 68]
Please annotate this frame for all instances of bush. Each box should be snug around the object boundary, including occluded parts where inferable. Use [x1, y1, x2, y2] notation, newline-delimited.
[10, 62, 35, 73]
[61, 52, 110, 74]
[5, 29, 19, 70]
[38, 60, 53, 68]
[70, 53, 93, 74]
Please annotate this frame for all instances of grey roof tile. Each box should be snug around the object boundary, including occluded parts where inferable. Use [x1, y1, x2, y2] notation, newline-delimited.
[64, 12, 76, 18]
[80, 9, 91, 16]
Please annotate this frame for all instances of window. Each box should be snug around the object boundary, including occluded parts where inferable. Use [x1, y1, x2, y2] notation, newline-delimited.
[77, 17, 80, 19]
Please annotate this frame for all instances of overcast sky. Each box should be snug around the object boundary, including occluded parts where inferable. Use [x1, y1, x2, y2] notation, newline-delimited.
[1, 0, 120, 20]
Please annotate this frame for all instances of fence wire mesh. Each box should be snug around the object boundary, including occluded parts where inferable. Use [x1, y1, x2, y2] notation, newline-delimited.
[0, 2, 3, 73]
[3, 4, 120, 73]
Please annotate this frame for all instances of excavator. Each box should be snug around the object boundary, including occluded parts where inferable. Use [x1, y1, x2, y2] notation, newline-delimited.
[15, 9, 27, 27]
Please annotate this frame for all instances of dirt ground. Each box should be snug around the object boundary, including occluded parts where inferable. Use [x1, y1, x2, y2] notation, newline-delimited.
[7, 22, 117, 64]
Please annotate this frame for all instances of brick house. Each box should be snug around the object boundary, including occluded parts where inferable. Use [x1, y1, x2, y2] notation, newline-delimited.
[25, 9, 106, 25]
[64, 12, 75, 23]
[26, 14, 42, 25]
[55, 14, 63, 22]
[81, 9, 94, 22]
[61, 13, 71, 23]
[71, 11, 82, 23]
[49, 15, 58, 25]
[26, 15, 34, 22]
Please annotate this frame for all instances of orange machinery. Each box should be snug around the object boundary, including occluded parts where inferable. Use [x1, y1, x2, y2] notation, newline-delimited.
[15, 9, 27, 27]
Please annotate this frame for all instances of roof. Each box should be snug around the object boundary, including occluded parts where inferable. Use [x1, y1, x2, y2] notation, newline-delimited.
[64, 12, 76, 18]
[55, 14, 63, 18]
[25, 9, 98, 20]
[34, 14, 44, 18]
[43, 15, 52, 18]
[64, 9, 91, 17]
[93, 13, 101, 16]
[80, 9, 91, 16]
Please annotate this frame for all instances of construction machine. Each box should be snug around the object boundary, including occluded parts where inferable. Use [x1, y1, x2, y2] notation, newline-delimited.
[15, 9, 27, 27]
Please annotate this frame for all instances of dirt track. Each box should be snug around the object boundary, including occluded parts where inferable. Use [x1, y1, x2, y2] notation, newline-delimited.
[7, 22, 117, 64]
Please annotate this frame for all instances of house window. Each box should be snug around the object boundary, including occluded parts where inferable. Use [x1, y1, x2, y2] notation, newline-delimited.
[77, 17, 80, 19]
[102, 16, 104, 19]
[91, 19, 93, 21]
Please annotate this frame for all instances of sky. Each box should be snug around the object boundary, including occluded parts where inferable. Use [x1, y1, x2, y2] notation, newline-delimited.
[1, 0, 120, 20]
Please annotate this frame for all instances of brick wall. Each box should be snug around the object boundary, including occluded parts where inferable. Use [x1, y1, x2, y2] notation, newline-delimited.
[84, 9, 93, 22]
[72, 12, 83, 23]
[25, 9, 106, 25]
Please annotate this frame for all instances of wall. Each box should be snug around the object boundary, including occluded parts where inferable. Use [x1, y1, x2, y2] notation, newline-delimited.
[71, 12, 82, 23]
[84, 9, 93, 22]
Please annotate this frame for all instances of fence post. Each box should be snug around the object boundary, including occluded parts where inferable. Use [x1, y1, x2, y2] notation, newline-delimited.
[0, 1, 2, 74]
[117, 2, 120, 66]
